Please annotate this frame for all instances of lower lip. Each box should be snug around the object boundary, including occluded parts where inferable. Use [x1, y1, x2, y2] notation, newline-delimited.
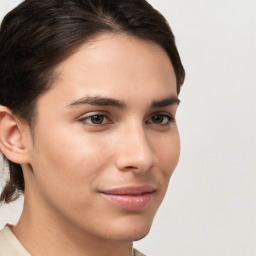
[101, 192, 153, 211]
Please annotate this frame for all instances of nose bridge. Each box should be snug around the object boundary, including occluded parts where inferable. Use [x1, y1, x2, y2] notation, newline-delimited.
[115, 121, 155, 172]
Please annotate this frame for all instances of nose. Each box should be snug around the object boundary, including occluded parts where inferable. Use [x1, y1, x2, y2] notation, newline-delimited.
[114, 123, 156, 173]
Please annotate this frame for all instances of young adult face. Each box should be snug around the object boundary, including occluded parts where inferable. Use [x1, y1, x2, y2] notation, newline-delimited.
[22, 33, 180, 242]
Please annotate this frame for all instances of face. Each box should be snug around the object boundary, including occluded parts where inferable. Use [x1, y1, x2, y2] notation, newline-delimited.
[24, 34, 180, 242]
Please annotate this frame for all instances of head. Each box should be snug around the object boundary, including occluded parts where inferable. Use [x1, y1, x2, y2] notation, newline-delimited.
[0, 0, 184, 242]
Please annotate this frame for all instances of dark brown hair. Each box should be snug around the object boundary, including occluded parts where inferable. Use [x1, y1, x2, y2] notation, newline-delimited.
[0, 0, 185, 203]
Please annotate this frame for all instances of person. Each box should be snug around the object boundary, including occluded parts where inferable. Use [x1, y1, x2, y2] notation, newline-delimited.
[0, 0, 185, 255]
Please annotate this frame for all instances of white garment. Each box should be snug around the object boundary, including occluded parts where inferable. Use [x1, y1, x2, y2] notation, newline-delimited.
[0, 225, 31, 256]
[0, 225, 145, 256]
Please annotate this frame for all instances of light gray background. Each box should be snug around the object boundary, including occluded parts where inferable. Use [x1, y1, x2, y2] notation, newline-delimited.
[0, 0, 255, 255]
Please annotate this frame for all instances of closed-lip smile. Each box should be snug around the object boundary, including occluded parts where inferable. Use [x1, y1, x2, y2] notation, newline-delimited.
[99, 185, 157, 210]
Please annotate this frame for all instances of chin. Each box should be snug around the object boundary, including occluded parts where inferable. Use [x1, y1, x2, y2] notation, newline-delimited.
[131, 228, 151, 242]
[103, 215, 154, 242]
[108, 227, 151, 242]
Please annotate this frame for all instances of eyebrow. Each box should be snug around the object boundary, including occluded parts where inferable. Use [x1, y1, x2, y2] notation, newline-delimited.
[67, 95, 180, 108]
[68, 96, 125, 108]
[151, 96, 180, 107]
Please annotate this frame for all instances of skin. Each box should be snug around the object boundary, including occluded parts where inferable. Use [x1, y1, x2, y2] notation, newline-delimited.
[0, 33, 180, 256]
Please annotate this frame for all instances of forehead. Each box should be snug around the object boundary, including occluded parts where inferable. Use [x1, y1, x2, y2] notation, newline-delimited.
[37, 33, 177, 109]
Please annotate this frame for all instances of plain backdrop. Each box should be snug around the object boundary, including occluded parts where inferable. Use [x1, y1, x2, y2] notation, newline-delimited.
[0, 0, 255, 255]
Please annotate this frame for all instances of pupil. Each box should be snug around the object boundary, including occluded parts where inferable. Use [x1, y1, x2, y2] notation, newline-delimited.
[153, 115, 163, 123]
[92, 115, 103, 124]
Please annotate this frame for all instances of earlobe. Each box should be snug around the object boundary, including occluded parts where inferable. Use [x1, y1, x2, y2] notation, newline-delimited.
[0, 106, 30, 164]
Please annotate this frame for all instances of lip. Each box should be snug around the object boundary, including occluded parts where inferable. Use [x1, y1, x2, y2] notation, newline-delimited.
[100, 185, 156, 211]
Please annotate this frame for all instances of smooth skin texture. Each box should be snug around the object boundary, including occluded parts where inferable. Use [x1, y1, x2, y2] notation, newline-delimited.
[0, 34, 180, 256]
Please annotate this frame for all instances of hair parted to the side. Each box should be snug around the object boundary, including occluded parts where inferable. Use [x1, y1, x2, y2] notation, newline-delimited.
[0, 0, 185, 204]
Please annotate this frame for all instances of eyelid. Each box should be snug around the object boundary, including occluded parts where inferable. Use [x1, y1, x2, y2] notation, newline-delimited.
[148, 111, 175, 119]
[146, 112, 175, 124]
[77, 111, 112, 126]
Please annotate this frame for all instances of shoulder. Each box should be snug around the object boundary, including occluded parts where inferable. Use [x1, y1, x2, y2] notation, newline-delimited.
[0, 225, 31, 256]
[133, 248, 147, 256]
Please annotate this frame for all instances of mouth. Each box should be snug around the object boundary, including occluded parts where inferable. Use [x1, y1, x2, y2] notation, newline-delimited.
[99, 185, 157, 211]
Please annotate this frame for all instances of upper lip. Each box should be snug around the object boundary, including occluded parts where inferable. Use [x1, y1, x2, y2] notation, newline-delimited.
[100, 184, 157, 195]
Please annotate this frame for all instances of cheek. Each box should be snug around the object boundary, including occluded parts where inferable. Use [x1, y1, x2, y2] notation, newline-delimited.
[31, 129, 113, 202]
[150, 130, 180, 208]
[155, 129, 180, 165]
[154, 129, 180, 178]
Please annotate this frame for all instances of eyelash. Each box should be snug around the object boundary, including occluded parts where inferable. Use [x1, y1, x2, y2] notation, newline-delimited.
[79, 113, 110, 126]
[78, 112, 175, 127]
[146, 114, 174, 125]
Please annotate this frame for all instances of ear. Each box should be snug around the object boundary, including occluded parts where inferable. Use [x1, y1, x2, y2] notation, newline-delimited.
[0, 106, 30, 164]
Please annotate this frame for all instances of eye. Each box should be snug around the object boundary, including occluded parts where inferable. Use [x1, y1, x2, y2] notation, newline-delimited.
[79, 114, 109, 125]
[147, 114, 174, 125]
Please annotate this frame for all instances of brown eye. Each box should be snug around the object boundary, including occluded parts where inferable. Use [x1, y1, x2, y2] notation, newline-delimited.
[147, 114, 173, 125]
[151, 115, 165, 124]
[80, 114, 108, 125]
[90, 115, 105, 124]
